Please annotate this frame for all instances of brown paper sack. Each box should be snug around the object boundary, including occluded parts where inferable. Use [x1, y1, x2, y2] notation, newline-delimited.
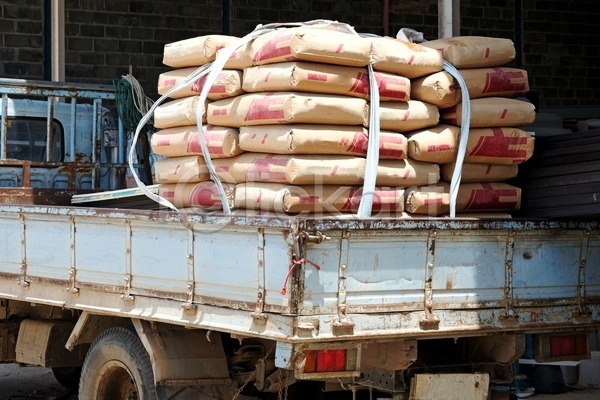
[163, 35, 240, 68]
[283, 185, 405, 214]
[154, 96, 208, 129]
[460, 67, 529, 98]
[411, 68, 530, 109]
[410, 71, 462, 109]
[457, 182, 521, 212]
[207, 92, 367, 127]
[441, 97, 536, 128]
[153, 156, 210, 184]
[238, 124, 407, 159]
[157, 68, 244, 100]
[251, 27, 372, 67]
[406, 182, 521, 215]
[151, 125, 243, 158]
[376, 159, 440, 187]
[465, 127, 534, 165]
[421, 36, 516, 69]
[441, 162, 519, 183]
[405, 182, 450, 216]
[233, 182, 289, 211]
[370, 37, 445, 79]
[242, 61, 410, 101]
[407, 124, 460, 164]
[234, 182, 405, 214]
[158, 181, 235, 210]
[373, 100, 440, 132]
[225, 153, 367, 185]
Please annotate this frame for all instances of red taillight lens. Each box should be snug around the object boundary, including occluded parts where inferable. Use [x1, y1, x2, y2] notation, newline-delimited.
[550, 334, 588, 357]
[304, 349, 354, 373]
[316, 349, 347, 372]
[304, 350, 318, 373]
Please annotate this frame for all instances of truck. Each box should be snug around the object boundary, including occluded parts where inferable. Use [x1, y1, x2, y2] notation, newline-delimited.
[0, 76, 598, 400]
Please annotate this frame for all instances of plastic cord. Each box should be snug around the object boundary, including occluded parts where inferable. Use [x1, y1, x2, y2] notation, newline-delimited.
[442, 60, 471, 217]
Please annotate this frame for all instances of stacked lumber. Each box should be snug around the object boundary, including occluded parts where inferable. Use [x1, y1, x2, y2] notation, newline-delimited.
[513, 129, 600, 219]
[149, 24, 536, 217]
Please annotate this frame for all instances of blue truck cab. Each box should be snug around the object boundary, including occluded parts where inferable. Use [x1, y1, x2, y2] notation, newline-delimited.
[0, 78, 135, 205]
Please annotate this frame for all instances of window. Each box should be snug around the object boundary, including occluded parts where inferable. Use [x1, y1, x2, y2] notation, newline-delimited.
[5, 118, 64, 162]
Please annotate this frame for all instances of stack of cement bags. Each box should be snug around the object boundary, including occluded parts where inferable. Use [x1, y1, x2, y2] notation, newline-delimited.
[150, 26, 534, 217]
[405, 36, 536, 215]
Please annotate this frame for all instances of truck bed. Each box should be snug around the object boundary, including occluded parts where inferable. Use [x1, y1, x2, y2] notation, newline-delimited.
[1, 204, 598, 344]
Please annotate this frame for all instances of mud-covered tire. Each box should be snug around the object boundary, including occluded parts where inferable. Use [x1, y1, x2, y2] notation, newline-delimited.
[78, 326, 160, 400]
[51, 366, 82, 390]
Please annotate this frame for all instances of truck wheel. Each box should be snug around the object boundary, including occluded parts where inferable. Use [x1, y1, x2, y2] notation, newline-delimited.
[78, 326, 160, 400]
[51, 366, 81, 389]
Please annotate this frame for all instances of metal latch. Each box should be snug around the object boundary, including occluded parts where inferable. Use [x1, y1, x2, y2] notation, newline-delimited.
[252, 229, 268, 324]
[121, 274, 134, 303]
[334, 231, 355, 332]
[420, 230, 439, 329]
[181, 281, 197, 315]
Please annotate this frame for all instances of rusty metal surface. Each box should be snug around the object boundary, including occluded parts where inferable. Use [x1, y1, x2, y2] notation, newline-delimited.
[0, 203, 599, 344]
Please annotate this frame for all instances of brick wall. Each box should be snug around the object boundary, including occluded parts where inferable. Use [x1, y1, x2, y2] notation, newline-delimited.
[0, 0, 599, 108]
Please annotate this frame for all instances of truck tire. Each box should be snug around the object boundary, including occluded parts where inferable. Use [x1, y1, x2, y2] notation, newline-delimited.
[78, 326, 160, 400]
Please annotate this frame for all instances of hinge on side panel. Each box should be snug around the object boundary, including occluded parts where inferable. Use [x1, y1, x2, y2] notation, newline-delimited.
[252, 229, 267, 324]
[121, 274, 134, 303]
[420, 279, 439, 329]
[66, 267, 79, 295]
[181, 281, 197, 315]
[18, 262, 29, 289]
[500, 231, 518, 324]
[251, 290, 268, 325]
[334, 262, 355, 332]
[420, 231, 439, 329]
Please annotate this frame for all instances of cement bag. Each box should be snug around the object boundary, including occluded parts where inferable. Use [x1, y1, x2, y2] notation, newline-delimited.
[406, 182, 521, 215]
[459, 67, 529, 98]
[224, 153, 366, 185]
[207, 92, 367, 127]
[376, 159, 440, 187]
[283, 185, 405, 214]
[238, 124, 407, 159]
[411, 68, 530, 109]
[153, 156, 210, 184]
[465, 127, 534, 164]
[150, 125, 243, 158]
[410, 71, 462, 109]
[158, 181, 235, 210]
[242, 61, 410, 102]
[162, 35, 240, 68]
[441, 97, 536, 128]
[373, 100, 439, 132]
[407, 124, 460, 164]
[370, 37, 444, 79]
[154, 96, 207, 129]
[405, 182, 450, 216]
[251, 26, 372, 67]
[440, 162, 519, 183]
[235, 183, 405, 214]
[221, 40, 254, 70]
[157, 68, 244, 100]
[421, 36, 515, 69]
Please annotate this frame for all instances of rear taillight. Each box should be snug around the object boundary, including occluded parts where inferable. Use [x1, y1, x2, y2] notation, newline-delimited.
[533, 333, 590, 362]
[303, 348, 358, 373]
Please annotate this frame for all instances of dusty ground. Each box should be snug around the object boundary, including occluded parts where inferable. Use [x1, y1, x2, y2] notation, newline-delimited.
[1, 363, 600, 399]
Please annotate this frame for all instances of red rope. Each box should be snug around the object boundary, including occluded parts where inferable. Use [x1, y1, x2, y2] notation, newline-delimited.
[280, 258, 321, 295]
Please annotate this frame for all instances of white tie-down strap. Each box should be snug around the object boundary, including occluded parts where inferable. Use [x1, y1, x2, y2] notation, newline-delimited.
[442, 60, 471, 217]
